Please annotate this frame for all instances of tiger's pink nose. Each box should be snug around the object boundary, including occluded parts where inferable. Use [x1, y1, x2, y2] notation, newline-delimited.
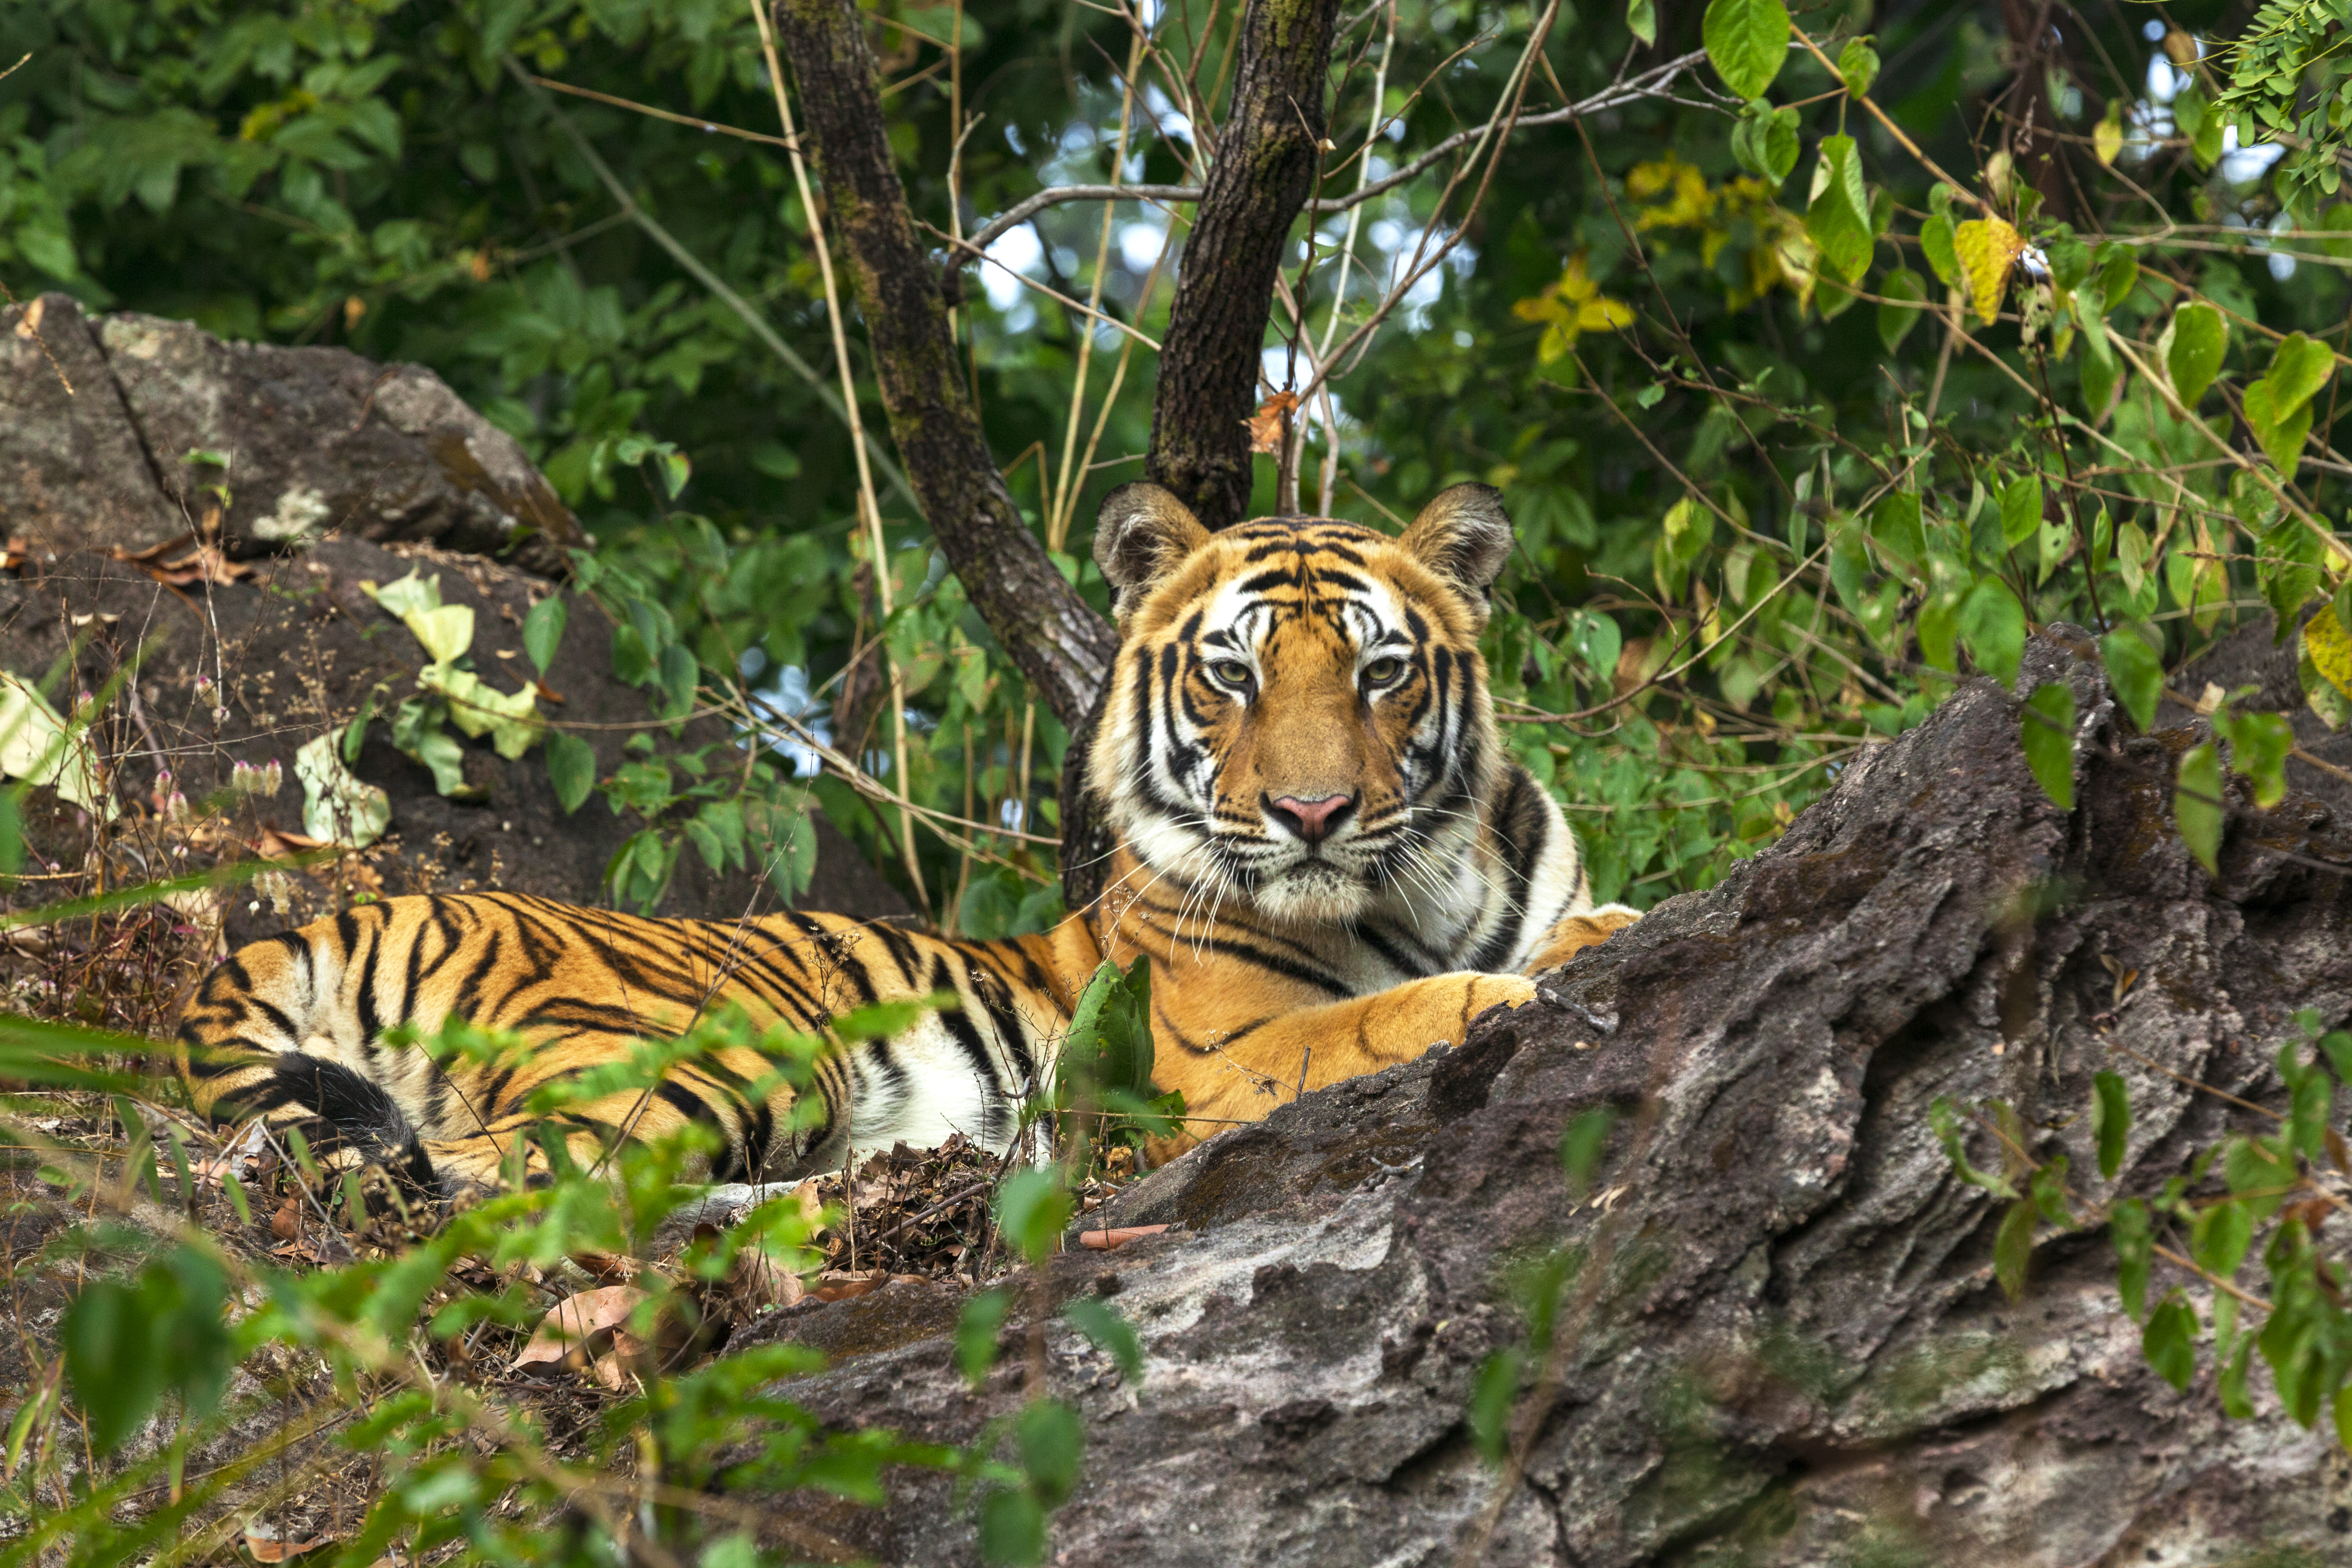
[1268, 792, 1354, 844]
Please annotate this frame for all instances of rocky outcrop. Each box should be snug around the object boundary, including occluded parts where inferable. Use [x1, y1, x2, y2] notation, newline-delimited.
[0, 292, 907, 936]
[2, 293, 576, 574]
[742, 633, 2352, 1564]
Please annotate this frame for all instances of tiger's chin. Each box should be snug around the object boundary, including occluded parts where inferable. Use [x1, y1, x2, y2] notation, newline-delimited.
[1251, 861, 1377, 923]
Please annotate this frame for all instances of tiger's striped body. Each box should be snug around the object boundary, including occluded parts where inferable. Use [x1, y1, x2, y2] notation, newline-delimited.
[177, 485, 1634, 1193]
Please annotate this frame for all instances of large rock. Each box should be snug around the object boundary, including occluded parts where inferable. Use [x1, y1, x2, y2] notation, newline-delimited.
[738, 633, 2352, 1564]
[1, 293, 577, 574]
[0, 293, 908, 936]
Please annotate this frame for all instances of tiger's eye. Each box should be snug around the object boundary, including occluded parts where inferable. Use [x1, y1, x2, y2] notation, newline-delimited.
[1209, 659, 1253, 689]
[1363, 656, 1406, 685]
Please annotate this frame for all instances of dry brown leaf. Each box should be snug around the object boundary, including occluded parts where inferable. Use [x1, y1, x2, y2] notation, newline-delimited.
[253, 828, 331, 860]
[1245, 390, 1301, 456]
[1076, 1224, 1169, 1252]
[514, 1284, 647, 1374]
[14, 297, 42, 338]
[270, 1195, 302, 1241]
[811, 1269, 886, 1303]
[728, 1244, 807, 1310]
[106, 531, 257, 588]
[572, 1251, 641, 1284]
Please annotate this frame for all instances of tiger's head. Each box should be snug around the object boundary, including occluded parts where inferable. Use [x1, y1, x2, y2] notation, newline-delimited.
[1088, 482, 1513, 924]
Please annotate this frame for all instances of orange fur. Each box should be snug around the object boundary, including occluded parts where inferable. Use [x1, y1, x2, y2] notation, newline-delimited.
[176, 485, 1635, 1191]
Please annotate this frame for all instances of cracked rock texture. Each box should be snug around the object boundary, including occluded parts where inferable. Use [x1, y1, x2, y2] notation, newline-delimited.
[745, 633, 2352, 1565]
[0, 293, 906, 934]
[2, 292, 578, 574]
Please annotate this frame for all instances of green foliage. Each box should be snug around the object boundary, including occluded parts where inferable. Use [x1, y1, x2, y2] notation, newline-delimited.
[2175, 742, 2226, 874]
[1053, 957, 1181, 1153]
[1558, 1105, 1616, 1198]
[992, 1168, 1073, 1266]
[1702, 0, 1790, 102]
[10, 1004, 1043, 1567]
[2020, 683, 2076, 810]
[1932, 1008, 2352, 1449]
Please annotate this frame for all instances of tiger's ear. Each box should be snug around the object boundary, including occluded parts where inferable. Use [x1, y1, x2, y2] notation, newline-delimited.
[1400, 483, 1514, 600]
[1093, 483, 1211, 613]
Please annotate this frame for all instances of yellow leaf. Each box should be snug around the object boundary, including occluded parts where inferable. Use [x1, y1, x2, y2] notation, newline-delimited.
[1578, 296, 1635, 332]
[2305, 605, 2352, 700]
[1953, 216, 2025, 326]
[2093, 107, 2123, 168]
[404, 603, 475, 667]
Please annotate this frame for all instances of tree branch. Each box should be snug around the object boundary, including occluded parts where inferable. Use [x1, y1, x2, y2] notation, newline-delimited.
[1143, 0, 1346, 530]
[771, 0, 1117, 732]
[952, 49, 1711, 263]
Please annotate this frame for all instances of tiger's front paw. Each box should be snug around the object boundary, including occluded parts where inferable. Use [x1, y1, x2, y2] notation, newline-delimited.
[1464, 972, 1540, 1016]
[1526, 904, 1640, 975]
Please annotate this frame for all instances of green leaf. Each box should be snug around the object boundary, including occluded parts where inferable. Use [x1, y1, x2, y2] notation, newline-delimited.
[523, 595, 567, 676]
[2021, 682, 2076, 809]
[2030, 1155, 2073, 1227]
[2242, 379, 2316, 479]
[1625, 0, 1656, 46]
[1928, 1096, 2019, 1199]
[389, 699, 471, 798]
[2175, 741, 2224, 874]
[2092, 1070, 2130, 1180]
[366, 570, 442, 619]
[2261, 331, 2335, 417]
[2215, 708, 2292, 808]
[2288, 1060, 2334, 1158]
[1559, 1106, 1616, 1197]
[957, 1287, 1011, 1386]
[1063, 1296, 1144, 1384]
[1837, 36, 1879, 98]
[2191, 1197, 2254, 1279]
[1877, 267, 1926, 352]
[2098, 246, 2139, 312]
[1701, 0, 1790, 101]
[1868, 488, 1926, 570]
[2143, 1294, 2197, 1390]
[1960, 578, 2027, 688]
[62, 1279, 166, 1454]
[2219, 1338, 2255, 1419]
[2099, 628, 2164, 733]
[1993, 1197, 2036, 1300]
[2110, 1197, 2152, 1320]
[659, 641, 699, 718]
[544, 731, 596, 813]
[1729, 100, 1800, 188]
[1015, 1398, 1083, 1506]
[978, 1491, 1046, 1566]
[1805, 134, 1874, 285]
[2259, 518, 2326, 639]
[1999, 473, 2043, 549]
[1919, 213, 1958, 286]
[994, 1168, 1074, 1265]
[2078, 308, 2123, 421]
[1467, 1347, 1526, 1465]
[2166, 302, 2227, 410]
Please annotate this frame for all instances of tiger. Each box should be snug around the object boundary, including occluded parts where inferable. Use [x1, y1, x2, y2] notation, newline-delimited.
[175, 482, 1637, 1196]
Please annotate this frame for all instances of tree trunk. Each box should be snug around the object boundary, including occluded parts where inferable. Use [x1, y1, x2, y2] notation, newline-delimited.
[771, 0, 1117, 732]
[1143, 0, 1345, 531]
[734, 633, 2352, 1563]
